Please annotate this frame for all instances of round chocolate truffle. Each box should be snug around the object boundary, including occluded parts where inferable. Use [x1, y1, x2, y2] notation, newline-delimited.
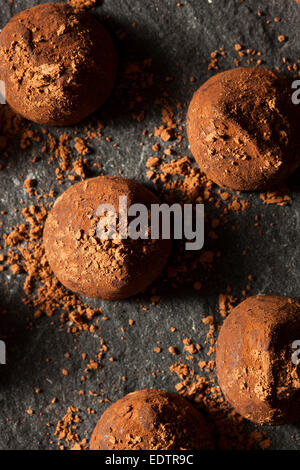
[187, 67, 299, 191]
[0, 3, 117, 126]
[216, 295, 300, 425]
[90, 389, 214, 450]
[43, 176, 171, 300]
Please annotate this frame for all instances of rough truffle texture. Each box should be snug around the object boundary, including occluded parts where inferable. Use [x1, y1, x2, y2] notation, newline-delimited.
[43, 176, 171, 300]
[187, 67, 300, 191]
[216, 295, 300, 425]
[90, 389, 214, 450]
[0, 3, 117, 126]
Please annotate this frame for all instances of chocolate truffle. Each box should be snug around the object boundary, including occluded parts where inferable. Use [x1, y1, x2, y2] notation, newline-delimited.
[0, 3, 117, 126]
[43, 176, 171, 300]
[90, 389, 214, 450]
[216, 295, 300, 425]
[187, 67, 299, 191]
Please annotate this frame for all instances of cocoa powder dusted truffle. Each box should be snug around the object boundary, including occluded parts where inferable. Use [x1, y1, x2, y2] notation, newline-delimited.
[0, 110, 5, 152]
[216, 295, 300, 425]
[187, 67, 299, 191]
[90, 389, 214, 450]
[43, 176, 171, 300]
[0, 3, 117, 126]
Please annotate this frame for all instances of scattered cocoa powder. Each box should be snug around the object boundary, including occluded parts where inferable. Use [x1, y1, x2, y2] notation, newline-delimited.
[0, 3, 117, 126]
[1, 4, 296, 451]
[67, 0, 98, 12]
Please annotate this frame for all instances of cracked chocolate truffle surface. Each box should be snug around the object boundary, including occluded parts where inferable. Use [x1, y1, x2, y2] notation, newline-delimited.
[43, 176, 171, 300]
[0, 3, 117, 126]
[216, 295, 300, 425]
[187, 67, 299, 191]
[90, 389, 214, 450]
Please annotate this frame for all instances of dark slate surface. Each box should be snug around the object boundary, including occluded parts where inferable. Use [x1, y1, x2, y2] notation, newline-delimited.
[0, 0, 300, 450]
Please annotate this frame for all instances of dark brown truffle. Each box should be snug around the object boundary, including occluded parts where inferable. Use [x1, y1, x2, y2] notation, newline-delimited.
[0, 3, 117, 126]
[90, 389, 214, 450]
[216, 295, 300, 425]
[43, 176, 171, 300]
[187, 67, 299, 191]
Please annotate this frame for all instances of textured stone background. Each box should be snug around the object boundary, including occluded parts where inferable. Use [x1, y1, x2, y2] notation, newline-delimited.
[0, 0, 300, 450]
